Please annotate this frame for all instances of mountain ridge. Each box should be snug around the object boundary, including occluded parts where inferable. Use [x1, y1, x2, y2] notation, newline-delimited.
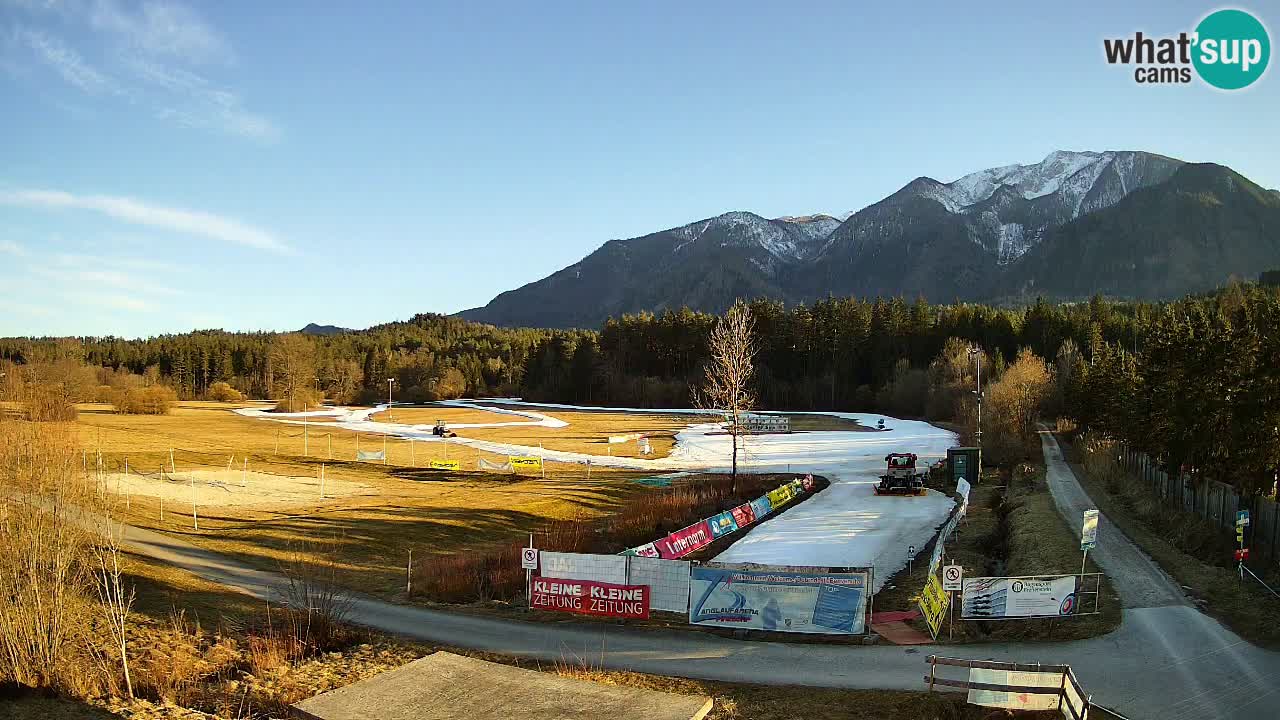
[459, 150, 1279, 328]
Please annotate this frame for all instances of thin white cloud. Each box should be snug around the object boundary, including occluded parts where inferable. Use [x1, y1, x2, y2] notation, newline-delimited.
[68, 291, 150, 311]
[0, 297, 56, 317]
[5, 1, 279, 141]
[90, 0, 231, 65]
[0, 189, 293, 254]
[131, 58, 279, 140]
[17, 27, 124, 95]
[53, 251, 181, 273]
[0, 240, 28, 256]
[32, 263, 182, 295]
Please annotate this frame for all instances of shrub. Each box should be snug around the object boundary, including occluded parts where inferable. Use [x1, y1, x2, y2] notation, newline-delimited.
[272, 387, 323, 413]
[113, 386, 177, 415]
[207, 381, 243, 403]
[22, 384, 79, 422]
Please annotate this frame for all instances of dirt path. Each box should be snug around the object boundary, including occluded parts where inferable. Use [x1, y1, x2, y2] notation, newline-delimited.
[1039, 428, 1188, 609]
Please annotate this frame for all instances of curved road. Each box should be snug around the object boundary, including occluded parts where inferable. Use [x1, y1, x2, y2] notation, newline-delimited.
[111, 431, 1280, 720]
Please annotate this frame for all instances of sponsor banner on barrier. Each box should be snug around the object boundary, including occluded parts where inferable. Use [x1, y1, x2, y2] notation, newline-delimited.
[627, 542, 660, 558]
[729, 502, 756, 528]
[767, 485, 795, 509]
[356, 450, 385, 461]
[967, 668, 1064, 712]
[689, 565, 869, 635]
[962, 576, 1078, 619]
[707, 511, 739, 538]
[509, 456, 543, 472]
[530, 576, 649, 619]
[918, 573, 949, 639]
[656, 520, 713, 559]
[750, 495, 773, 520]
[928, 512, 960, 578]
[428, 459, 460, 470]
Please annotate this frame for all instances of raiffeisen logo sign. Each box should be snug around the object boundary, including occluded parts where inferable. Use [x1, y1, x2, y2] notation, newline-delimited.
[1104, 8, 1270, 89]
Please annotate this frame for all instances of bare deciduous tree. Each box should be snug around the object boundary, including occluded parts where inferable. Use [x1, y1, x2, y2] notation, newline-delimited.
[695, 301, 757, 484]
[94, 520, 135, 698]
[269, 334, 317, 412]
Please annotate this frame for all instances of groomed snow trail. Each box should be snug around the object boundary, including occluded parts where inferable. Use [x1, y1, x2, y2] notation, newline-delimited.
[238, 400, 957, 590]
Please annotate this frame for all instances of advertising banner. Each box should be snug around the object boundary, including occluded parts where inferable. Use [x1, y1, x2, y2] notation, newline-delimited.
[967, 668, 1065, 712]
[625, 542, 660, 558]
[428, 459, 460, 470]
[962, 576, 1078, 619]
[918, 573, 948, 638]
[655, 520, 713, 559]
[689, 565, 869, 635]
[509, 456, 543, 473]
[729, 502, 756, 528]
[707, 511, 739, 538]
[767, 485, 794, 509]
[356, 450, 385, 461]
[1080, 509, 1099, 550]
[530, 576, 649, 619]
[749, 496, 773, 521]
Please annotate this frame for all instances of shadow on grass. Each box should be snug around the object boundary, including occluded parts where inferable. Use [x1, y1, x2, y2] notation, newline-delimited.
[0, 686, 116, 720]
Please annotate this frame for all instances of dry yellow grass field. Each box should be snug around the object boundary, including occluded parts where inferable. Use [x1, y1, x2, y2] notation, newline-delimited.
[46, 401, 665, 598]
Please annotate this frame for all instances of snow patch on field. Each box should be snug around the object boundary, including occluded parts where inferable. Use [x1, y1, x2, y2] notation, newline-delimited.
[237, 399, 957, 591]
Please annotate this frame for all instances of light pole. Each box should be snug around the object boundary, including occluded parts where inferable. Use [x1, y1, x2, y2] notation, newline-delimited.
[387, 378, 395, 420]
[968, 346, 983, 483]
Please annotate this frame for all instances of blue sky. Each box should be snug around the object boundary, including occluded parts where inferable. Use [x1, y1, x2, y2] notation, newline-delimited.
[1, 0, 1276, 337]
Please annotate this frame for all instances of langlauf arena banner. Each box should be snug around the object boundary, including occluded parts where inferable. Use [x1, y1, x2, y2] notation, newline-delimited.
[689, 565, 869, 635]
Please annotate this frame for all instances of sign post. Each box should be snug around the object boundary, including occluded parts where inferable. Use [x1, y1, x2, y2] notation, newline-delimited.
[943, 564, 963, 641]
[521, 537, 538, 607]
[1236, 510, 1250, 581]
[1080, 509, 1099, 576]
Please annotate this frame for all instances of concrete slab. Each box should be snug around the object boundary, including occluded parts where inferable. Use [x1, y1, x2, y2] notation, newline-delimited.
[291, 652, 713, 720]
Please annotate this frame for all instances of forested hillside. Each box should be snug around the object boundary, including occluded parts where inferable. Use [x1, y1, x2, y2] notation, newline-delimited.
[3, 285, 1277, 494]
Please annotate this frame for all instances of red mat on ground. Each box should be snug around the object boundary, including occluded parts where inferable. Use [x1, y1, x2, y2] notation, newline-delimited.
[871, 621, 933, 646]
[870, 609, 920, 624]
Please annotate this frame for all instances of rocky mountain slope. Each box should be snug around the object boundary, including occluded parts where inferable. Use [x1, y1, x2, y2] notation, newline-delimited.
[459, 151, 1278, 328]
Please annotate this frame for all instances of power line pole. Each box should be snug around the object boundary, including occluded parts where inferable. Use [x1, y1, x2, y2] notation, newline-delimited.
[969, 346, 983, 482]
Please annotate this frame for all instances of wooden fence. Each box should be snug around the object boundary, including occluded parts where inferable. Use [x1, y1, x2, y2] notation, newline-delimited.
[1118, 444, 1280, 565]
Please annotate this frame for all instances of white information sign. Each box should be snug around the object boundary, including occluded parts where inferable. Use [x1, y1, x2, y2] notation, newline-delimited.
[520, 547, 539, 570]
[943, 564, 963, 592]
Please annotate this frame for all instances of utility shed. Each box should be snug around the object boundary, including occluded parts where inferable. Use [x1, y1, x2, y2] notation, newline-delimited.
[290, 652, 714, 720]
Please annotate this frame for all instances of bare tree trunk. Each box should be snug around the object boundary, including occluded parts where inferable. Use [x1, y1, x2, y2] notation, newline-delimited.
[95, 519, 135, 698]
[695, 302, 756, 490]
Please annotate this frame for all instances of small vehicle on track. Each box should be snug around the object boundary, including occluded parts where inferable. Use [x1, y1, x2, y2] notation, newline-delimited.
[874, 452, 928, 496]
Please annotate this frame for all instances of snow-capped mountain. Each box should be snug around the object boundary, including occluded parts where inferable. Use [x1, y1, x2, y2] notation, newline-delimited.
[459, 151, 1279, 328]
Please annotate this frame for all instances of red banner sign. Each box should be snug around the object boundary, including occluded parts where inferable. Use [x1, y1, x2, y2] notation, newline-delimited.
[655, 519, 713, 559]
[730, 502, 756, 528]
[530, 577, 649, 619]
